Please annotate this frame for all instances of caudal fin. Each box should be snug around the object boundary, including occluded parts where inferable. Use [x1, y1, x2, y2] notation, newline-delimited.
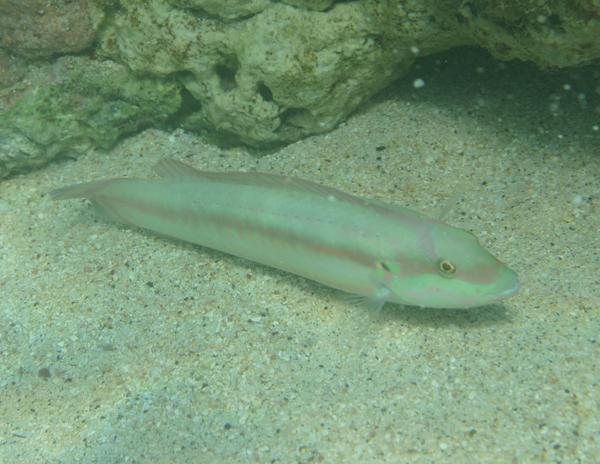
[50, 179, 123, 201]
[50, 178, 138, 226]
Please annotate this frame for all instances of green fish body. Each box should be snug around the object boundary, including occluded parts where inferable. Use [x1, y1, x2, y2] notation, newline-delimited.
[51, 159, 520, 309]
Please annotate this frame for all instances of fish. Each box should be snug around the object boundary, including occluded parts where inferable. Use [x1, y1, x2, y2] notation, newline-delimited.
[50, 159, 520, 309]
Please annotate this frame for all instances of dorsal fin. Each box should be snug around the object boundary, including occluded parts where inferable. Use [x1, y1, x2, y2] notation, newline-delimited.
[154, 159, 205, 178]
[152, 159, 424, 221]
[153, 159, 342, 197]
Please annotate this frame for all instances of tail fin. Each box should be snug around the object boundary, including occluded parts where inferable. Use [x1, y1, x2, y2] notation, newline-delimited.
[50, 179, 123, 201]
[50, 179, 136, 226]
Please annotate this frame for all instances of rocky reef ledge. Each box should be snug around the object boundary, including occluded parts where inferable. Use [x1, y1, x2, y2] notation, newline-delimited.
[1, 0, 599, 178]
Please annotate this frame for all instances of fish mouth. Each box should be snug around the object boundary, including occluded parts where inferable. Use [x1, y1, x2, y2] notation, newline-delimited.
[497, 279, 521, 300]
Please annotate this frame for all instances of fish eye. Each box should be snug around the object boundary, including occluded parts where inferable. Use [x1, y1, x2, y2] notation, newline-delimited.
[438, 259, 456, 275]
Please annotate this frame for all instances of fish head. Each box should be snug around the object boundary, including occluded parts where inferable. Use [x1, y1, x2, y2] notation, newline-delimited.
[379, 223, 520, 309]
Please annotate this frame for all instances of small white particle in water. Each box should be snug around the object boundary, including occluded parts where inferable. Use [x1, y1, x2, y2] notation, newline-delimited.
[593, 125, 599, 131]
[573, 195, 583, 207]
[563, 84, 572, 91]
[557, 134, 564, 139]
[327, 195, 337, 202]
[439, 442, 449, 451]
[413, 78, 425, 89]
[410, 46, 420, 55]
[476, 66, 485, 74]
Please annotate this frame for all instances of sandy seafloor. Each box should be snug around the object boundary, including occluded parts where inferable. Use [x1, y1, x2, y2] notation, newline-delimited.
[1, 49, 599, 463]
